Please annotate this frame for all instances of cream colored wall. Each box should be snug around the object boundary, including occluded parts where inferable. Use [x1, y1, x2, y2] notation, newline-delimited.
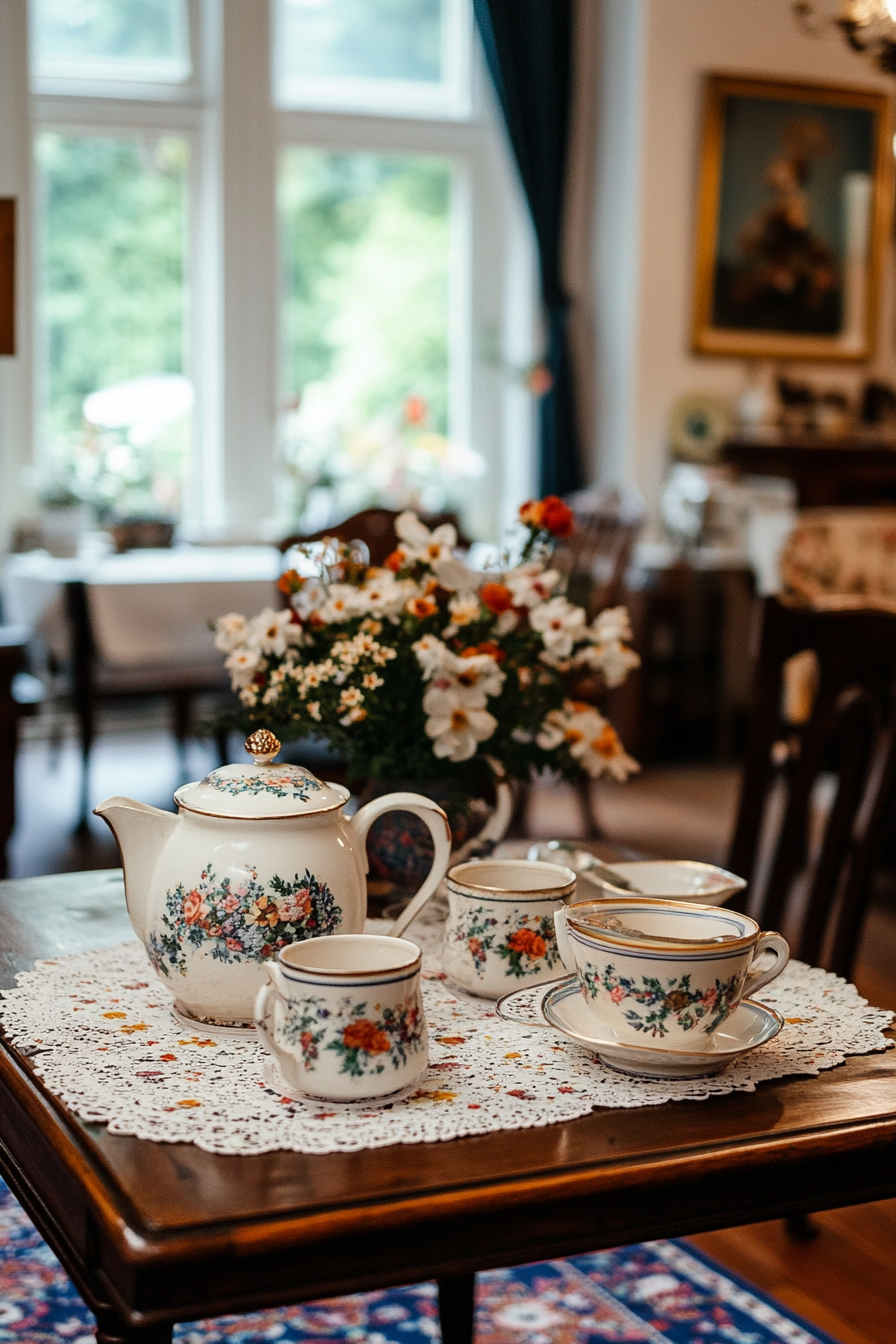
[601, 0, 896, 523]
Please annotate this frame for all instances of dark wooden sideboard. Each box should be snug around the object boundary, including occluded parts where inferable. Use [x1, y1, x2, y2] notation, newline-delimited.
[722, 433, 896, 507]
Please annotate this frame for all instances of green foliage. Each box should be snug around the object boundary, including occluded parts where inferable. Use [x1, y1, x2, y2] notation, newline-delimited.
[279, 149, 451, 432]
[36, 132, 188, 448]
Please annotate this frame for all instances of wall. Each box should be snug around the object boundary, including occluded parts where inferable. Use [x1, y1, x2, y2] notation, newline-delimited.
[588, 0, 896, 524]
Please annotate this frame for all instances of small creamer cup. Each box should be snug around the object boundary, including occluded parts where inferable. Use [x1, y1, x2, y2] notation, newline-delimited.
[254, 934, 427, 1100]
[553, 898, 788, 1051]
[443, 859, 576, 999]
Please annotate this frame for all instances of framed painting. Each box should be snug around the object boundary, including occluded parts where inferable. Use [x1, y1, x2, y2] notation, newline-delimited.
[0, 198, 13, 357]
[691, 75, 892, 361]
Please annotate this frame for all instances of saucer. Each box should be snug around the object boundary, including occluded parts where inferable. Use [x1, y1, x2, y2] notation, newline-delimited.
[496, 977, 783, 1079]
[171, 1003, 257, 1038]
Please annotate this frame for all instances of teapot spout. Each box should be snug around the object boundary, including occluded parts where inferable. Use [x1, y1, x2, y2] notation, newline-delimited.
[94, 796, 178, 944]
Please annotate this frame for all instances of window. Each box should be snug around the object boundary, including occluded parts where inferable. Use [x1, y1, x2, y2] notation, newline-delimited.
[27, 1, 534, 542]
[273, 0, 470, 118]
[34, 131, 191, 520]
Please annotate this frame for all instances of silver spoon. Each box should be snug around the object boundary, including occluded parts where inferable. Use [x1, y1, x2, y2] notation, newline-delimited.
[526, 840, 643, 893]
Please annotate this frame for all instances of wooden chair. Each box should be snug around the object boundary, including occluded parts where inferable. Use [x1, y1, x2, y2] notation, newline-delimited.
[554, 487, 645, 617]
[279, 507, 471, 568]
[65, 583, 230, 833]
[0, 627, 44, 878]
[727, 595, 896, 981]
[551, 488, 644, 838]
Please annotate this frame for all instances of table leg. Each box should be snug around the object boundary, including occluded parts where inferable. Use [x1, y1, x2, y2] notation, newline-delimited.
[94, 1311, 173, 1344]
[438, 1272, 476, 1344]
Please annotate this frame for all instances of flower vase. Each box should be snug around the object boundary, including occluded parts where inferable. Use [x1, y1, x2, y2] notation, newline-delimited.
[359, 773, 513, 909]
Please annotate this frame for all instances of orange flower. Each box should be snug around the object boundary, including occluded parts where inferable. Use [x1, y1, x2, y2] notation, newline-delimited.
[460, 641, 506, 662]
[343, 1019, 391, 1054]
[592, 723, 623, 758]
[540, 496, 575, 538]
[182, 889, 208, 926]
[480, 582, 513, 614]
[277, 568, 303, 595]
[525, 363, 554, 396]
[507, 927, 547, 959]
[384, 549, 404, 573]
[406, 595, 438, 618]
[404, 394, 428, 426]
[519, 499, 544, 528]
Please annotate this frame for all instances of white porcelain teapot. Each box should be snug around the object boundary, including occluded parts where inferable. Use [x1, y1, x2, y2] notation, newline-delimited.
[95, 730, 451, 1026]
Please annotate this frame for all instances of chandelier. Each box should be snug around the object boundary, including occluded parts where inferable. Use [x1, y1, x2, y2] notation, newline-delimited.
[793, 1, 896, 72]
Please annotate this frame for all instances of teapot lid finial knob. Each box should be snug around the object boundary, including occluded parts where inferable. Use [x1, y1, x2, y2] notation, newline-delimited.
[245, 729, 281, 765]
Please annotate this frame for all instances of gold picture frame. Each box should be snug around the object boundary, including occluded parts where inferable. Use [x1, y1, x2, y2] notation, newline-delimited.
[691, 74, 893, 361]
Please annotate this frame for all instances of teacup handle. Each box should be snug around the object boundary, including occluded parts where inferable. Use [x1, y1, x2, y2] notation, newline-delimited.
[553, 907, 577, 974]
[743, 931, 789, 998]
[254, 965, 291, 1068]
[349, 792, 452, 939]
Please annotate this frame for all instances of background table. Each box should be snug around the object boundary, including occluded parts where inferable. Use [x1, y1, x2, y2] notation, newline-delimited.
[0, 869, 894, 1344]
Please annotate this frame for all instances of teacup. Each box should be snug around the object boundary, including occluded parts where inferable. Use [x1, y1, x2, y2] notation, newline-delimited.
[553, 898, 788, 1051]
[443, 859, 576, 998]
[254, 934, 427, 1100]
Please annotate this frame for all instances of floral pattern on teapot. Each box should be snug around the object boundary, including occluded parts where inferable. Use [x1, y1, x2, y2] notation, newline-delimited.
[148, 863, 342, 977]
[454, 905, 562, 980]
[205, 771, 322, 801]
[281, 992, 424, 1079]
[579, 963, 741, 1038]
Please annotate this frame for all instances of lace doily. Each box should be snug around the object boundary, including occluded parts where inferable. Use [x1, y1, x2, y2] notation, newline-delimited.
[0, 919, 891, 1156]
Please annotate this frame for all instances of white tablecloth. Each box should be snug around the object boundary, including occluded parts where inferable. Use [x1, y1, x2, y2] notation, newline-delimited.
[2, 547, 282, 669]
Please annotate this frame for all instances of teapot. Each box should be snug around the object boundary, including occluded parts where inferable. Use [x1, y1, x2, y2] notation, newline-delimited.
[95, 730, 451, 1026]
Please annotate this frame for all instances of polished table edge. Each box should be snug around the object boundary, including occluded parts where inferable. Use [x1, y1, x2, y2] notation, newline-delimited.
[2, 1021, 895, 1329]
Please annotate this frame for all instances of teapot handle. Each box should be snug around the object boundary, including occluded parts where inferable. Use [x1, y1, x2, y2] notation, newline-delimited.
[349, 792, 451, 939]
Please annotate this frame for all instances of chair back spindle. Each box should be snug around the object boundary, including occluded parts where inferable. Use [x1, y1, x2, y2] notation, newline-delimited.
[728, 596, 896, 979]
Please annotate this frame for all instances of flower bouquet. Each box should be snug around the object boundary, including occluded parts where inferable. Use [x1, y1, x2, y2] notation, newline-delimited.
[213, 497, 640, 813]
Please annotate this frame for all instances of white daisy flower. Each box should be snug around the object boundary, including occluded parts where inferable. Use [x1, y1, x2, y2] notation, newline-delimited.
[395, 511, 457, 564]
[447, 592, 481, 627]
[506, 565, 561, 608]
[225, 646, 261, 688]
[413, 634, 452, 678]
[528, 596, 586, 658]
[423, 684, 497, 762]
[317, 584, 364, 625]
[245, 608, 296, 657]
[214, 612, 248, 652]
[590, 605, 634, 645]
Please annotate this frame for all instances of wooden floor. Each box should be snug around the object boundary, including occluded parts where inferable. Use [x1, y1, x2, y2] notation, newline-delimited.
[7, 723, 896, 1344]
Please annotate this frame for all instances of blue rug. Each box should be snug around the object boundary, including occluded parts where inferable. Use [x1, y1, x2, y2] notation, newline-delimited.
[0, 1176, 840, 1343]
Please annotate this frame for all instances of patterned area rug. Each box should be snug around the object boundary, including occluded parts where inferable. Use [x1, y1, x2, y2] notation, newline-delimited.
[0, 1177, 839, 1344]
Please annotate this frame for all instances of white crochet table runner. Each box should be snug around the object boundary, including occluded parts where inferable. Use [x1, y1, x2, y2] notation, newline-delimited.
[0, 923, 891, 1156]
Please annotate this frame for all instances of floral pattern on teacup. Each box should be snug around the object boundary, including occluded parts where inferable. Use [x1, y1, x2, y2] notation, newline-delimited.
[452, 905, 561, 980]
[580, 963, 741, 1037]
[206, 771, 322, 800]
[281, 993, 424, 1078]
[148, 864, 342, 977]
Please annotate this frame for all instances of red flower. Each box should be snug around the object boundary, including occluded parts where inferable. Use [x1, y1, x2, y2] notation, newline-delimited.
[480, 582, 513, 613]
[539, 496, 575, 538]
[384, 549, 404, 573]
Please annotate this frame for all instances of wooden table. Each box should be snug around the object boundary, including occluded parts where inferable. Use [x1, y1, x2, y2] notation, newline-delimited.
[0, 870, 894, 1344]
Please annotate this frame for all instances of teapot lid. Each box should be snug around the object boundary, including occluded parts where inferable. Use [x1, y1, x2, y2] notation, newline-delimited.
[175, 730, 347, 819]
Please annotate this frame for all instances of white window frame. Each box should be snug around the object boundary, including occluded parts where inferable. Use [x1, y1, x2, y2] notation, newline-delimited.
[272, 34, 537, 542]
[27, 0, 536, 545]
